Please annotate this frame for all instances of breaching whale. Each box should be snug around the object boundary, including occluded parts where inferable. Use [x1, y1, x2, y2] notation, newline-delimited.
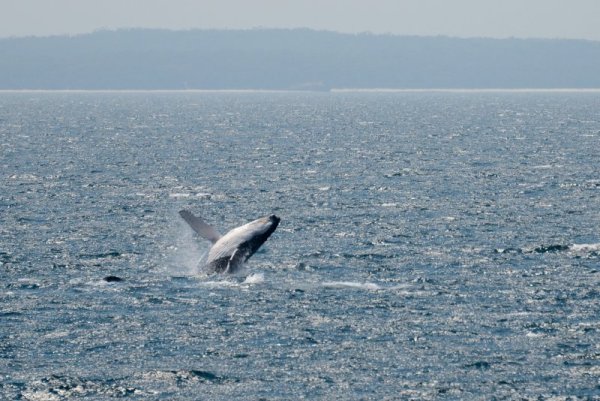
[179, 210, 280, 274]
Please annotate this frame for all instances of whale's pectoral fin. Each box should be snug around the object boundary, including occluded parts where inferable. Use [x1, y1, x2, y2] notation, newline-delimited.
[225, 248, 247, 274]
[179, 210, 222, 244]
[225, 249, 239, 273]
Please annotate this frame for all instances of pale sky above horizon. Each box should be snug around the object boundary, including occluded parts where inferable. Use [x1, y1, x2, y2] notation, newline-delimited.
[2, 0, 600, 41]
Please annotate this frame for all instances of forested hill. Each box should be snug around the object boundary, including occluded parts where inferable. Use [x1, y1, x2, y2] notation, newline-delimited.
[1, 28, 600, 89]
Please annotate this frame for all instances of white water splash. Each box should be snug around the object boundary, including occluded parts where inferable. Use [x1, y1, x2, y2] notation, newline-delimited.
[167, 214, 208, 276]
[243, 273, 265, 284]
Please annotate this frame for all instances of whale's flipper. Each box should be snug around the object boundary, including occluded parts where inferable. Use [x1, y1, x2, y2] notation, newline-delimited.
[225, 248, 244, 274]
[179, 210, 222, 244]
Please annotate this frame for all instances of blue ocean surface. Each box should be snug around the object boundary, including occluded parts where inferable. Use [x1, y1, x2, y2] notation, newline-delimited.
[1, 91, 599, 400]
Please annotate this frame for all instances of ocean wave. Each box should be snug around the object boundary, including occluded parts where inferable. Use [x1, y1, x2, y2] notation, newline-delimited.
[495, 243, 600, 256]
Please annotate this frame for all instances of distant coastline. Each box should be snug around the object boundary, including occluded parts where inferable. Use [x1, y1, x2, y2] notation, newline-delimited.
[331, 88, 600, 93]
[2, 28, 600, 90]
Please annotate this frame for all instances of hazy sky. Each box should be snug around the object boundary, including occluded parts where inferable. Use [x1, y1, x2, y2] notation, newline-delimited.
[2, 0, 600, 40]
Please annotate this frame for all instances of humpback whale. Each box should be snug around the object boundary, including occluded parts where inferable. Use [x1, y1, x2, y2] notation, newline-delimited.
[179, 210, 280, 274]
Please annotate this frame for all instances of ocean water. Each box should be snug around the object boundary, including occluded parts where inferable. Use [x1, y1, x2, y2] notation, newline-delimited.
[1, 91, 599, 400]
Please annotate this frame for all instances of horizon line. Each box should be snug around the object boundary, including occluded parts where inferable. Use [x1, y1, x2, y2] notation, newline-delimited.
[2, 88, 600, 94]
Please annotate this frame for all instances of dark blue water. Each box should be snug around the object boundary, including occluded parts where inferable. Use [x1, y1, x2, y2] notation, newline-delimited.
[1, 91, 599, 400]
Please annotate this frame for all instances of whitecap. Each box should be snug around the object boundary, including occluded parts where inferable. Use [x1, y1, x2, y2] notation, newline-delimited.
[322, 281, 381, 290]
[21, 390, 60, 401]
[570, 243, 600, 253]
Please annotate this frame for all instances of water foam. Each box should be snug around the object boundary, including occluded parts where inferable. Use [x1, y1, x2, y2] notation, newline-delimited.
[495, 243, 600, 256]
[322, 281, 381, 290]
[243, 273, 265, 284]
[197, 272, 264, 288]
[570, 243, 600, 253]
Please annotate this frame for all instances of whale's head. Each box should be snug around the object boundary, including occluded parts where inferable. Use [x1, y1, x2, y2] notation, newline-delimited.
[268, 214, 281, 228]
[240, 214, 280, 258]
[249, 215, 280, 233]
